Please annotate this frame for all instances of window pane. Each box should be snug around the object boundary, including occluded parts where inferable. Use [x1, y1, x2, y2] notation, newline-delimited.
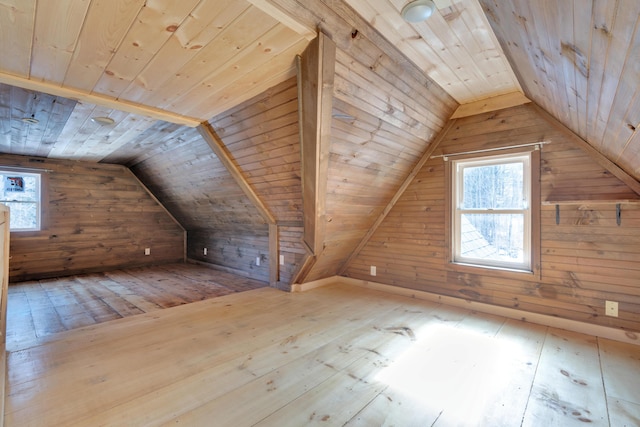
[6, 202, 38, 230]
[460, 214, 524, 264]
[462, 162, 524, 209]
[0, 174, 38, 202]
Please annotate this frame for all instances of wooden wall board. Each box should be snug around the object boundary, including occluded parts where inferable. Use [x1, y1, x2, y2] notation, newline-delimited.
[0, 154, 184, 282]
[187, 230, 270, 283]
[208, 76, 304, 287]
[344, 104, 640, 334]
[293, 5, 457, 281]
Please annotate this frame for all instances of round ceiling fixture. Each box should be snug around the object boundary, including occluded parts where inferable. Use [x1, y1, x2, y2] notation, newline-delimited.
[21, 117, 39, 124]
[91, 116, 115, 125]
[401, 0, 436, 23]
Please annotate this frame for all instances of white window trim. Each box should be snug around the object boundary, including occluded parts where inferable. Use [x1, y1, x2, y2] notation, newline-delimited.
[451, 151, 532, 272]
[0, 169, 42, 232]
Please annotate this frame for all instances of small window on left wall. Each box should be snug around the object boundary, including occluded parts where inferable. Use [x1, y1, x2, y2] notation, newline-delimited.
[0, 169, 41, 231]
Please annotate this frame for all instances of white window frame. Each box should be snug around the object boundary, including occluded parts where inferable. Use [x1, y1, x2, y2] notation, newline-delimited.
[0, 169, 42, 232]
[451, 151, 532, 272]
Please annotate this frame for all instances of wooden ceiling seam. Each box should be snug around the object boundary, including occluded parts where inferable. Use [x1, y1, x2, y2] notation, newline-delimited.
[197, 122, 276, 226]
[338, 118, 457, 276]
[531, 103, 640, 197]
[0, 72, 201, 127]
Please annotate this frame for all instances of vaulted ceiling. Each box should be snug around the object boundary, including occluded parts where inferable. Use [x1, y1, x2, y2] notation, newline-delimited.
[0, 0, 640, 212]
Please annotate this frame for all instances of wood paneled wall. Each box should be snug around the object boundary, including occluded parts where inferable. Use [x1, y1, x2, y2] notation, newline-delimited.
[128, 126, 270, 282]
[345, 104, 640, 335]
[276, 0, 457, 282]
[209, 77, 306, 286]
[188, 230, 269, 283]
[2, 154, 184, 282]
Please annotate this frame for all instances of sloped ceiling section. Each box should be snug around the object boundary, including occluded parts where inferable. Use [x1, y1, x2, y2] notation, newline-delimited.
[343, 0, 523, 103]
[0, 0, 311, 125]
[127, 125, 265, 232]
[480, 0, 640, 181]
[0, 84, 77, 157]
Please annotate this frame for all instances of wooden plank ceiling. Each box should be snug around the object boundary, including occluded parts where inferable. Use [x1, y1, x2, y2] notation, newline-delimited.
[0, 0, 639, 285]
[480, 0, 640, 181]
[0, 0, 530, 167]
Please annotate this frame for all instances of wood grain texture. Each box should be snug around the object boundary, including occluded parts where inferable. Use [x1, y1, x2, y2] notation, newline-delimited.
[0, 205, 8, 427]
[271, 0, 457, 283]
[343, 0, 522, 103]
[1, 0, 311, 123]
[481, 0, 640, 183]
[5, 282, 640, 426]
[1, 154, 184, 282]
[209, 76, 305, 287]
[298, 33, 335, 257]
[6, 263, 267, 352]
[344, 104, 640, 333]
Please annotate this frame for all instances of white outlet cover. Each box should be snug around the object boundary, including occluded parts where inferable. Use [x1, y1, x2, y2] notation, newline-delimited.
[256, 256, 260, 266]
[204, 248, 207, 255]
[145, 248, 150, 255]
[605, 301, 619, 317]
[279, 255, 284, 265]
[370, 266, 376, 276]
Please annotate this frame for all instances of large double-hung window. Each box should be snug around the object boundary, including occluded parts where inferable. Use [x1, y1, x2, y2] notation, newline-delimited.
[451, 151, 533, 272]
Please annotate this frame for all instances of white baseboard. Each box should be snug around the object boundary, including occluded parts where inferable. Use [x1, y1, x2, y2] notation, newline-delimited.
[296, 275, 640, 346]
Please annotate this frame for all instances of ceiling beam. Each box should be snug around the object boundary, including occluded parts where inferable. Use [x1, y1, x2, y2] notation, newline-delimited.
[0, 72, 201, 127]
[298, 32, 336, 258]
[246, 0, 317, 40]
[451, 91, 530, 119]
[197, 123, 276, 225]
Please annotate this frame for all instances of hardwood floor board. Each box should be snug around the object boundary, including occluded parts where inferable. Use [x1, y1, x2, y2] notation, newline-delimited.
[7, 286, 396, 426]
[101, 270, 187, 309]
[62, 279, 120, 322]
[607, 397, 640, 426]
[5, 280, 640, 426]
[7, 263, 269, 354]
[96, 277, 163, 313]
[85, 291, 422, 426]
[166, 297, 446, 427]
[477, 319, 548, 427]
[598, 338, 640, 405]
[56, 310, 96, 331]
[74, 276, 145, 318]
[522, 328, 608, 426]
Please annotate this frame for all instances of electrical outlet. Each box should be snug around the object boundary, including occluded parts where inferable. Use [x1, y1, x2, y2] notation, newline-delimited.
[370, 265, 376, 276]
[203, 248, 207, 255]
[279, 254, 284, 265]
[144, 248, 150, 256]
[256, 256, 260, 266]
[605, 301, 618, 317]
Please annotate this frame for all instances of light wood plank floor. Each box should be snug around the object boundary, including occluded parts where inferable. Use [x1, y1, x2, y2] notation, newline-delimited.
[5, 281, 640, 426]
[6, 263, 267, 352]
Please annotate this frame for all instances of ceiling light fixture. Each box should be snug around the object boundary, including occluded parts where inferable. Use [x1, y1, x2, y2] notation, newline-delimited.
[21, 117, 39, 124]
[91, 116, 115, 125]
[401, 0, 436, 23]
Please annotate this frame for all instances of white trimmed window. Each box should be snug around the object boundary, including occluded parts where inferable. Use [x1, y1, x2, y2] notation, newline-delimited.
[0, 169, 42, 231]
[451, 152, 532, 272]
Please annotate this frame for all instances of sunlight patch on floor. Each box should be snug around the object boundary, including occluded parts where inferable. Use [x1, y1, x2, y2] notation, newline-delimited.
[376, 323, 524, 423]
